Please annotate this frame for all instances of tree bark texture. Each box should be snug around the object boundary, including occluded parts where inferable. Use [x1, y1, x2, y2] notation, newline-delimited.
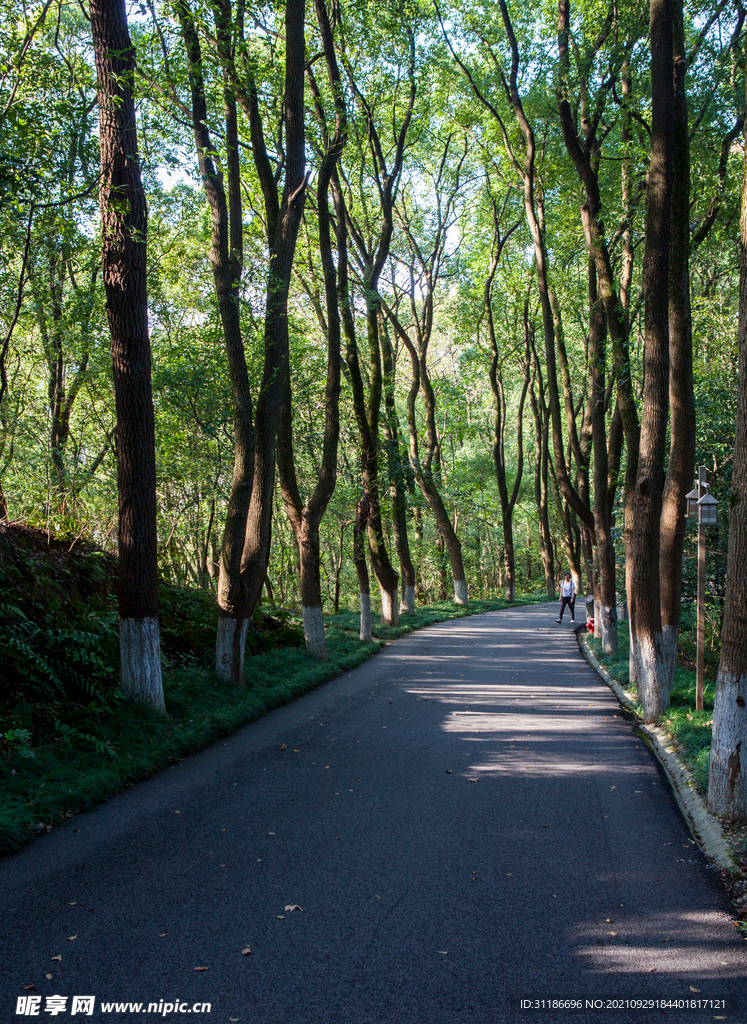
[89, 0, 163, 710]
[631, 0, 674, 722]
[659, 0, 696, 680]
[277, 0, 345, 659]
[175, 0, 254, 680]
[707, 91, 747, 823]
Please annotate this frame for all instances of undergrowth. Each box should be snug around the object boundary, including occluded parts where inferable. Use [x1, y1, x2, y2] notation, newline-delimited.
[0, 561, 548, 856]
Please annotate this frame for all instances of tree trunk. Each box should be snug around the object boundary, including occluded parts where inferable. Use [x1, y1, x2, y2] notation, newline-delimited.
[89, 0, 164, 710]
[175, 0, 254, 683]
[276, 0, 345, 659]
[631, 0, 674, 722]
[660, 0, 696, 680]
[354, 498, 372, 641]
[707, 81, 747, 823]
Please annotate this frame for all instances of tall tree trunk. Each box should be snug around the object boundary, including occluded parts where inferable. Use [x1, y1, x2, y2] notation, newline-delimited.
[277, 0, 345, 659]
[631, 0, 674, 722]
[659, 0, 696, 679]
[89, 0, 164, 710]
[380, 318, 416, 614]
[354, 497, 372, 641]
[175, 0, 254, 684]
[707, 101, 747, 820]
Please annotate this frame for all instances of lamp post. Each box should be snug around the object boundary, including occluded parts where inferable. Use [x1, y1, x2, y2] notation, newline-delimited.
[685, 466, 718, 710]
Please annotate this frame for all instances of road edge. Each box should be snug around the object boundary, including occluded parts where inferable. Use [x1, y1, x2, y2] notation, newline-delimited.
[576, 630, 738, 875]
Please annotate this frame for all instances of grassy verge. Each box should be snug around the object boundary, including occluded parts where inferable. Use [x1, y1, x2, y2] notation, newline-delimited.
[583, 621, 714, 794]
[0, 593, 549, 856]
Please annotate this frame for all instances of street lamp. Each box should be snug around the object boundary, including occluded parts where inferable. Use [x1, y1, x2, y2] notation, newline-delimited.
[687, 467, 718, 710]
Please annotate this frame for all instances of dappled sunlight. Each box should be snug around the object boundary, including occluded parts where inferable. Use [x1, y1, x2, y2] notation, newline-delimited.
[574, 910, 744, 978]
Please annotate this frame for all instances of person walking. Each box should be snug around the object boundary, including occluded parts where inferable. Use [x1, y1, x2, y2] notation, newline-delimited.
[557, 573, 575, 622]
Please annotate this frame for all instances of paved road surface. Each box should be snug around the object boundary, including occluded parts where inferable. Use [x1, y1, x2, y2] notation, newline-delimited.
[2, 604, 746, 1024]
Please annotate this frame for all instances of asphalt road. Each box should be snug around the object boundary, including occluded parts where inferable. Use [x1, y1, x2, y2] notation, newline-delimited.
[2, 603, 746, 1024]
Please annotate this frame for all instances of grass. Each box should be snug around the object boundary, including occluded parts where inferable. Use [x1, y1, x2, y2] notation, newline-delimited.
[584, 620, 714, 795]
[0, 591, 550, 856]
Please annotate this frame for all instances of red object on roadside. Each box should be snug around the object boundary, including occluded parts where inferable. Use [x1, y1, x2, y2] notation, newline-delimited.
[587, 619, 594, 633]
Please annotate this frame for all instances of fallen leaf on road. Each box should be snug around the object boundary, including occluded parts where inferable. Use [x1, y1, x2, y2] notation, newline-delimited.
[67, 935, 77, 941]
[285, 905, 302, 912]
[280, 743, 286, 751]
[690, 986, 701, 993]
[242, 948, 252, 955]
[437, 950, 448, 955]
[605, 919, 612, 923]
[193, 967, 208, 972]
[606, 932, 617, 936]
[542, 824, 549, 828]
[23, 985, 35, 990]
[445, 770, 452, 774]
[174, 810, 180, 814]
[467, 778, 478, 783]
[159, 933, 166, 938]
[648, 967, 656, 973]
[275, 915, 285, 920]
[610, 786, 618, 790]
[68, 902, 77, 906]
[51, 956, 62, 962]
[46, 975, 52, 980]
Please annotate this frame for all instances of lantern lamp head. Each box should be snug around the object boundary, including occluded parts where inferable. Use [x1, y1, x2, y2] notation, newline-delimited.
[697, 487, 718, 526]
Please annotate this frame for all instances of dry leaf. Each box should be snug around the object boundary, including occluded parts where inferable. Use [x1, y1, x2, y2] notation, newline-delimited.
[605, 919, 612, 923]
[241, 947, 252, 955]
[159, 933, 166, 938]
[280, 743, 286, 751]
[445, 770, 452, 774]
[68, 902, 77, 906]
[275, 915, 285, 920]
[51, 956, 62, 962]
[174, 810, 180, 814]
[193, 966, 208, 972]
[45, 974, 52, 980]
[648, 967, 656, 973]
[284, 905, 302, 912]
[437, 950, 449, 955]
[67, 935, 77, 941]
[467, 778, 478, 783]
[542, 824, 549, 828]
[610, 786, 618, 790]
[689, 986, 701, 993]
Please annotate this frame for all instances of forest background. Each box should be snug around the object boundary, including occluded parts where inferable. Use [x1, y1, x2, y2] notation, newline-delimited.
[1, 0, 746, 831]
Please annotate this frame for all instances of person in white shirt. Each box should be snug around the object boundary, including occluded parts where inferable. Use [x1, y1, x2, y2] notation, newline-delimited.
[557, 573, 575, 622]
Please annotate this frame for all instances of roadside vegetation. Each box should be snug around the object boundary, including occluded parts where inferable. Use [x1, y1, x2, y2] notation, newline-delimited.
[0, 525, 548, 855]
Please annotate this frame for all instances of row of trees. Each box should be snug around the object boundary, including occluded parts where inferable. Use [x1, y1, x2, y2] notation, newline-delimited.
[0, 0, 744, 818]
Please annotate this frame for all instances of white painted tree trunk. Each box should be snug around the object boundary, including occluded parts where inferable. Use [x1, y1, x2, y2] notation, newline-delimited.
[400, 584, 415, 616]
[120, 617, 164, 711]
[599, 603, 618, 656]
[303, 605, 327, 660]
[379, 585, 400, 627]
[359, 592, 372, 642]
[215, 616, 249, 685]
[707, 669, 747, 820]
[629, 627, 638, 688]
[633, 630, 670, 722]
[453, 579, 468, 606]
[593, 598, 601, 638]
[617, 593, 628, 621]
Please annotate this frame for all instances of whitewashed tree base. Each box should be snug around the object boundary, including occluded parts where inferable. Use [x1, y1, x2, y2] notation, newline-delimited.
[708, 669, 747, 819]
[215, 616, 249, 685]
[633, 630, 670, 723]
[303, 605, 327, 660]
[359, 593, 372, 642]
[379, 585, 400, 627]
[599, 604, 618, 656]
[120, 617, 165, 710]
[453, 579, 468, 606]
[400, 584, 415, 616]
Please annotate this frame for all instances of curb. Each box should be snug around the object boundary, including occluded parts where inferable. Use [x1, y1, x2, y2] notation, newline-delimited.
[577, 631, 738, 875]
